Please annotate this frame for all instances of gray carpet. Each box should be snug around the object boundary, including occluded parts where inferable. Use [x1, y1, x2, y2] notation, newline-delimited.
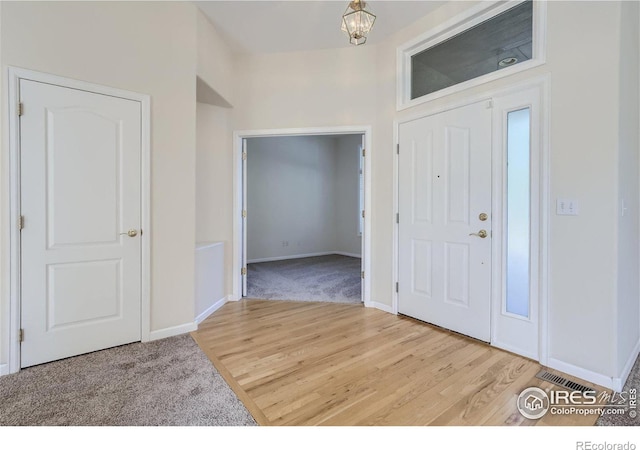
[0, 334, 257, 426]
[247, 254, 362, 304]
[597, 354, 640, 426]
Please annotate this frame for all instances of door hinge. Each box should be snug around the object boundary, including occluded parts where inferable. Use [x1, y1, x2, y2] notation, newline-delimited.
[487, 99, 493, 109]
[362, 210, 365, 219]
[396, 143, 400, 154]
[19, 329, 24, 343]
[396, 213, 399, 224]
[18, 215, 25, 230]
[242, 152, 247, 161]
[361, 271, 365, 279]
[396, 282, 399, 293]
[18, 102, 24, 117]
[242, 210, 247, 218]
[241, 267, 247, 276]
[362, 148, 366, 157]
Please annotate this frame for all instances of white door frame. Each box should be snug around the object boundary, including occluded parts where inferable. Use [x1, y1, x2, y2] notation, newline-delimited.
[232, 126, 373, 308]
[393, 75, 550, 364]
[7, 67, 152, 374]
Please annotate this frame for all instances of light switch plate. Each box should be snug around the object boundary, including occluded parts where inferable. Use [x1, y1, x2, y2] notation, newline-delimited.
[556, 198, 579, 216]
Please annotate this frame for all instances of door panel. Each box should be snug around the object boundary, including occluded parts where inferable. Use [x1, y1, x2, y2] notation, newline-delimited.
[445, 242, 469, 306]
[47, 260, 122, 330]
[446, 127, 470, 225]
[412, 239, 432, 297]
[412, 132, 433, 224]
[20, 79, 142, 368]
[399, 101, 492, 342]
[47, 108, 121, 247]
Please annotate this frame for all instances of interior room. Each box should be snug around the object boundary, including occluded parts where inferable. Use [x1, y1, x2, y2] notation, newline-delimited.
[0, 0, 638, 438]
[245, 134, 364, 304]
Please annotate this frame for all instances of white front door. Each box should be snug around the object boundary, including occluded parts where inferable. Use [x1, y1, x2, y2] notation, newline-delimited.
[398, 101, 492, 342]
[20, 79, 142, 368]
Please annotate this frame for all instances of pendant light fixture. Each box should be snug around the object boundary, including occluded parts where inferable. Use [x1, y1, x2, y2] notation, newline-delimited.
[341, 0, 376, 46]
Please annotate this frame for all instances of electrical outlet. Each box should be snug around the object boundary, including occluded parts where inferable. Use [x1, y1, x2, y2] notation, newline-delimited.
[556, 198, 579, 216]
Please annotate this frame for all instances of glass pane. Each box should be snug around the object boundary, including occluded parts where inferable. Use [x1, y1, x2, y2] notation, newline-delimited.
[506, 108, 530, 317]
[411, 0, 533, 99]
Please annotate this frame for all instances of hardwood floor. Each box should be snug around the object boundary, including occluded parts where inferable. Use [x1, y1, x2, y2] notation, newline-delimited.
[192, 299, 606, 426]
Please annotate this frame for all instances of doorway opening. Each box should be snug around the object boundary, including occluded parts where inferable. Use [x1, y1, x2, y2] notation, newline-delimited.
[233, 127, 372, 307]
[245, 135, 364, 304]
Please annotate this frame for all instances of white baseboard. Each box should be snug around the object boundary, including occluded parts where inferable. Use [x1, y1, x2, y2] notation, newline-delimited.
[195, 296, 227, 325]
[0, 364, 9, 376]
[247, 252, 333, 264]
[367, 301, 394, 314]
[248, 251, 361, 264]
[228, 294, 242, 302]
[491, 340, 538, 362]
[333, 252, 362, 258]
[148, 322, 197, 341]
[547, 357, 614, 390]
[613, 338, 640, 392]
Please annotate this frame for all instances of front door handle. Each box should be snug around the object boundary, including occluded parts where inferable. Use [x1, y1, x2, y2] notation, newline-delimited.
[120, 229, 138, 238]
[469, 229, 488, 239]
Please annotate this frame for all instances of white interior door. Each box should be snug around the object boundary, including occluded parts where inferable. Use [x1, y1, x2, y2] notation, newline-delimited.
[20, 79, 142, 368]
[398, 100, 492, 342]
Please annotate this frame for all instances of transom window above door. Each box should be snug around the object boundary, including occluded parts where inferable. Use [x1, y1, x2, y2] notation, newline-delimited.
[397, 0, 546, 110]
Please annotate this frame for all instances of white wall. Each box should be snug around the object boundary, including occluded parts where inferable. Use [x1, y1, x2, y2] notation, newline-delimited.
[194, 9, 236, 300]
[232, 46, 376, 273]
[1, 0, 634, 389]
[197, 9, 234, 107]
[233, 46, 377, 131]
[335, 135, 363, 256]
[0, 1, 235, 368]
[381, 0, 623, 382]
[0, 1, 198, 342]
[231, 1, 630, 385]
[616, 0, 640, 378]
[195, 242, 225, 322]
[543, 2, 619, 379]
[246, 135, 361, 262]
[196, 102, 234, 295]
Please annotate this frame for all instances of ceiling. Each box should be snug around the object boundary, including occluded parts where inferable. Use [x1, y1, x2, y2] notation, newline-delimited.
[196, 1, 446, 55]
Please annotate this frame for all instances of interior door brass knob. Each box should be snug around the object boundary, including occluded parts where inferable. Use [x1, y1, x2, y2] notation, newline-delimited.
[479, 213, 488, 221]
[469, 229, 488, 239]
[120, 229, 138, 237]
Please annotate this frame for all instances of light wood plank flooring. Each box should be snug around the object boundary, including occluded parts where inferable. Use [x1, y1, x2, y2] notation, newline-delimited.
[192, 299, 606, 426]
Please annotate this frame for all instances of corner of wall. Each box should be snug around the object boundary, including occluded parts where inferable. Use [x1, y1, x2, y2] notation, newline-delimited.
[614, 0, 640, 380]
[148, 322, 197, 342]
[196, 7, 235, 108]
